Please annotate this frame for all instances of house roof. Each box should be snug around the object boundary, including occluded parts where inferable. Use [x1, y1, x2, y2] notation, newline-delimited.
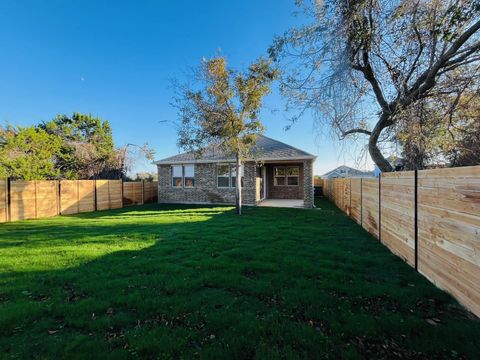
[321, 165, 374, 179]
[154, 135, 316, 164]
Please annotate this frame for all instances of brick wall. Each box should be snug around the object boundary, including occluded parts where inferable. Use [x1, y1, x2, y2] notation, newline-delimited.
[303, 159, 314, 208]
[266, 163, 304, 200]
[157, 162, 257, 205]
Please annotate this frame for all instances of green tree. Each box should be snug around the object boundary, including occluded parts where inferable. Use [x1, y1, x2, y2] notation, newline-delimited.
[40, 113, 118, 179]
[0, 126, 62, 180]
[174, 56, 278, 214]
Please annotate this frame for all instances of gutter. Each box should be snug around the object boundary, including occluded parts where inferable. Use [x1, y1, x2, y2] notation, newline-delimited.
[153, 156, 317, 165]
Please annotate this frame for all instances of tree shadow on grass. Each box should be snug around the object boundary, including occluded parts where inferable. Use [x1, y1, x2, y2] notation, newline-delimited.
[0, 203, 479, 359]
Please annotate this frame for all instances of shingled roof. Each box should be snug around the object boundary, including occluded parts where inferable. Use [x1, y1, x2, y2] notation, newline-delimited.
[154, 135, 316, 164]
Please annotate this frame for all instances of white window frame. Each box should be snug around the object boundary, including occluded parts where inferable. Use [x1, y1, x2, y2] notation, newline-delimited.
[274, 166, 300, 187]
[171, 164, 195, 188]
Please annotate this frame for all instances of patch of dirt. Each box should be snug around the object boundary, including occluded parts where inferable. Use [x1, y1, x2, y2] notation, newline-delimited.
[32, 293, 50, 302]
[63, 284, 87, 302]
[330, 291, 401, 315]
[348, 336, 463, 360]
[289, 308, 332, 336]
[349, 336, 418, 359]
[242, 269, 257, 279]
[105, 326, 129, 350]
[350, 295, 401, 315]
[137, 312, 192, 330]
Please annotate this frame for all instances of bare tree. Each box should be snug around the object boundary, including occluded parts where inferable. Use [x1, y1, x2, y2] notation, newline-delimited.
[116, 143, 155, 179]
[173, 56, 278, 214]
[270, 0, 480, 171]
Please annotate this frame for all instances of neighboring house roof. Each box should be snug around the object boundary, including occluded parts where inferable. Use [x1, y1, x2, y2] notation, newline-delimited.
[154, 135, 316, 164]
[321, 165, 374, 179]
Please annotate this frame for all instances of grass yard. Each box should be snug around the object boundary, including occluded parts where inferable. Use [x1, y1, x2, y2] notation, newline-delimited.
[0, 198, 479, 359]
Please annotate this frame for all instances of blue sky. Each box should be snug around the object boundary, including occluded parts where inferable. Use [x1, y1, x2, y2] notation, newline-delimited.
[0, 0, 373, 175]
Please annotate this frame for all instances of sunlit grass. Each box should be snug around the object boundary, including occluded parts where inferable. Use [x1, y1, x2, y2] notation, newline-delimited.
[0, 200, 478, 359]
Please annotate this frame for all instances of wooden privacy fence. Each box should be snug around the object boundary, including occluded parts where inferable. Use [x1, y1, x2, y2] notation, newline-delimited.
[322, 166, 480, 318]
[0, 179, 158, 222]
[314, 177, 323, 187]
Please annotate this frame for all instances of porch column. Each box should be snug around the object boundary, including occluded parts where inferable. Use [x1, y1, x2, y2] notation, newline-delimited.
[303, 159, 314, 208]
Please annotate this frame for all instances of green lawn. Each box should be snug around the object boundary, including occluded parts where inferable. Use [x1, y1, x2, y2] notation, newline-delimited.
[0, 198, 478, 359]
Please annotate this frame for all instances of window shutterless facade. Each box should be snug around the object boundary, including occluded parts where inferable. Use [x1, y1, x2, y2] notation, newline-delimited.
[217, 164, 230, 188]
[172, 165, 195, 188]
[184, 165, 195, 187]
[172, 165, 183, 187]
[274, 166, 299, 186]
[217, 164, 243, 188]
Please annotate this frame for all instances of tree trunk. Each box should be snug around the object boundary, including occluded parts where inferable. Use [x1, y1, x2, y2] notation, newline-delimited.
[235, 154, 242, 215]
[368, 114, 394, 173]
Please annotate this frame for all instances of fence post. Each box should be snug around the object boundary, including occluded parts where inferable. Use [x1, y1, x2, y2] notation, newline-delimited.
[414, 169, 418, 271]
[77, 180, 80, 214]
[121, 180, 124, 208]
[107, 180, 111, 210]
[378, 174, 382, 242]
[58, 180, 61, 215]
[141, 180, 145, 205]
[94, 179, 97, 211]
[360, 178, 363, 227]
[6, 177, 11, 222]
[350, 178, 352, 217]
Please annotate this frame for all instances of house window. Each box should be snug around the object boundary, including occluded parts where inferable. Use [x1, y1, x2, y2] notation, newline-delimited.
[274, 167, 286, 186]
[184, 165, 195, 187]
[172, 165, 195, 188]
[172, 165, 183, 187]
[217, 165, 230, 187]
[217, 164, 243, 188]
[274, 166, 299, 186]
[287, 166, 299, 185]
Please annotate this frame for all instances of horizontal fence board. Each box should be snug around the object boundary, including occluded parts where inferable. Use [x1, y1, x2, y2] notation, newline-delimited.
[60, 180, 79, 214]
[2, 179, 157, 219]
[108, 180, 123, 209]
[361, 179, 379, 238]
[123, 182, 143, 206]
[418, 166, 480, 317]
[78, 181, 95, 213]
[10, 181, 37, 221]
[95, 180, 110, 211]
[143, 181, 158, 204]
[323, 165, 480, 318]
[381, 172, 415, 266]
[35, 181, 59, 218]
[350, 179, 361, 224]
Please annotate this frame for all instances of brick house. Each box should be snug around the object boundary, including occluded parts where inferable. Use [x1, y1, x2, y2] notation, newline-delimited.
[155, 135, 316, 208]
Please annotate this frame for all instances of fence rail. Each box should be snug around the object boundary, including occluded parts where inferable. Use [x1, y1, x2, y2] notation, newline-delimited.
[0, 179, 158, 222]
[322, 165, 480, 318]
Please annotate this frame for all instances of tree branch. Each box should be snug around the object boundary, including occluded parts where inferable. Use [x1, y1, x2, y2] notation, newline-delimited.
[409, 19, 480, 99]
[341, 128, 372, 139]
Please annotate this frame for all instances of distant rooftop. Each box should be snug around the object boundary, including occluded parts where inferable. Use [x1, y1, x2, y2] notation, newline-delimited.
[321, 165, 374, 179]
[155, 135, 316, 164]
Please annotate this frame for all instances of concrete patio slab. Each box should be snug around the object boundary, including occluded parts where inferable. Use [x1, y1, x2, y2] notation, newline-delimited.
[257, 199, 304, 208]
